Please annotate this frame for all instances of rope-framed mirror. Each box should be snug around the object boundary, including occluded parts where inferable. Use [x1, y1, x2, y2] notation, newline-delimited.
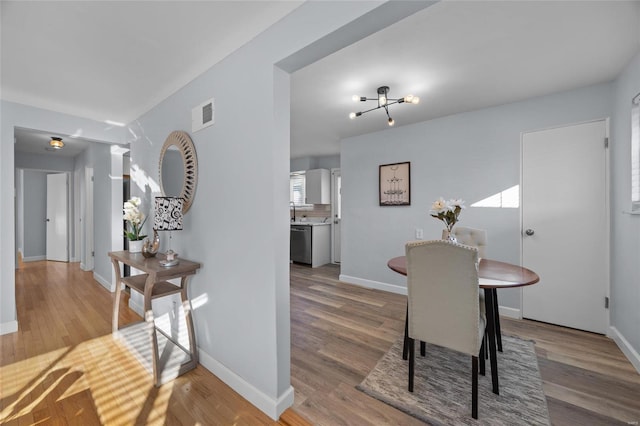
[159, 130, 198, 213]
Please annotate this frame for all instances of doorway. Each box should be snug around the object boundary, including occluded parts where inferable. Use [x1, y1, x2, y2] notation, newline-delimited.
[521, 120, 609, 334]
[331, 168, 341, 264]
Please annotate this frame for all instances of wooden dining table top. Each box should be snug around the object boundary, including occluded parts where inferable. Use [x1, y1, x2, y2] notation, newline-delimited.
[387, 256, 540, 289]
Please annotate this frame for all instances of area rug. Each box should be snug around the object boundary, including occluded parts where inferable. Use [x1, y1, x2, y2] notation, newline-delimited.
[357, 335, 550, 425]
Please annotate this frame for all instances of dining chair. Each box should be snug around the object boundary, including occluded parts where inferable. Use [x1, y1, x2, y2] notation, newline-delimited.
[405, 239, 496, 419]
[452, 226, 503, 352]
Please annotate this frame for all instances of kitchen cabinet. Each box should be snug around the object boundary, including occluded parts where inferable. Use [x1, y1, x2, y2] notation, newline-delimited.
[305, 168, 330, 204]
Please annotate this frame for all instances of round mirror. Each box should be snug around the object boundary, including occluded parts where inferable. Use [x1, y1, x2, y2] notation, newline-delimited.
[159, 131, 198, 213]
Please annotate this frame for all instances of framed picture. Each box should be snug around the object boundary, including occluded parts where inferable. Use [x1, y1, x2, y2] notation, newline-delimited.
[379, 162, 410, 206]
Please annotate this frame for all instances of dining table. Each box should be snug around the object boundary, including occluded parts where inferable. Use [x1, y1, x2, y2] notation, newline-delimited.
[387, 256, 540, 394]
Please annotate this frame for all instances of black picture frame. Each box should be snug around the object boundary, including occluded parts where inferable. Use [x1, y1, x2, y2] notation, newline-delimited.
[379, 162, 410, 206]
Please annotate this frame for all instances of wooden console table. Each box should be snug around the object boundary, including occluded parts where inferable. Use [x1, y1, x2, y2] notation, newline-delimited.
[109, 250, 201, 386]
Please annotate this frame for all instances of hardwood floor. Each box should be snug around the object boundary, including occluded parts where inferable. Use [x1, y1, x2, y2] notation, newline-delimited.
[290, 263, 640, 425]
[2, 259, 639, 425]
[0, 260, 299, 426]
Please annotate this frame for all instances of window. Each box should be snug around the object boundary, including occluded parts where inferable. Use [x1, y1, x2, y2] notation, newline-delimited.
[632, 92, 640, 212]
[290, 172, 306, 206]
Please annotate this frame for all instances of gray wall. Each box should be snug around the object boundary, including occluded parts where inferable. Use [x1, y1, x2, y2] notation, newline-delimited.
[610, 51, 640, 358]
[341, 82, 612, 311]
[15, 151, 74, 171]
[290, 154, 339, 172]
[126, 1, 429, 418]
[22, 170, 47, 259]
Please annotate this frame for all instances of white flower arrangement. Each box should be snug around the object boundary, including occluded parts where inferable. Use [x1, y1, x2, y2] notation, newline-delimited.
[430, 197, 465, 232]
[123, 197, 147, 241]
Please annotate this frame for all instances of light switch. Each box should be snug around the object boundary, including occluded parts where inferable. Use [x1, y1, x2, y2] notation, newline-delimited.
[415, 228, 424, 239]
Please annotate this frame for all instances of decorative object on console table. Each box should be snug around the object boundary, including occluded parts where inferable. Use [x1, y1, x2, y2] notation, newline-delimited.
[142, 229, 160, 258]
[429, 197, 464, 241]
[154, 197, 183, 267]
[379, 162, 410, 206]
[123, 196, 147, 253]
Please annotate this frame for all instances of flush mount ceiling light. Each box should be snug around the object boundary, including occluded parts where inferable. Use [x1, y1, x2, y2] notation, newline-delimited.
[349, 86, 420, 126]
[49, 136, 64, 150]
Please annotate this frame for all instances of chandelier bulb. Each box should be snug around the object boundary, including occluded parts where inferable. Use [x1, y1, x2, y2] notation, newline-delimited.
[379, 96, 387, 106]
[388, 117, 395, 126]
[405, 95, 413, 103]
[352, 95, 360, 102]
[349, 112, 356, 119]
[411, 96, 420, 105]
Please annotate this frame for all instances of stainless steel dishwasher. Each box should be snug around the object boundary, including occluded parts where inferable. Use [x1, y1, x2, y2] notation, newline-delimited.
[290, 225, 312, 264]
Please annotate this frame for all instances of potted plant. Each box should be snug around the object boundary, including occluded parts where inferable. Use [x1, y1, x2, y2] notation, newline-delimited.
[430, 197, 465, 241]
[123, 197, 147, 252]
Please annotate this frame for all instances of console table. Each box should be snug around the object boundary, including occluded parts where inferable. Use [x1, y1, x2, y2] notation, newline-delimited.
[109, 250, 201, 386]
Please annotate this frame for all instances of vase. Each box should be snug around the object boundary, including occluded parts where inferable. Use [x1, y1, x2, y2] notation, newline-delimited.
[442, 229, 457, 243]
[128, 239, 144, 253]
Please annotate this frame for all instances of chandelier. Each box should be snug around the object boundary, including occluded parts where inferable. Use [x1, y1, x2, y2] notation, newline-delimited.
[349, 86, 420, 126]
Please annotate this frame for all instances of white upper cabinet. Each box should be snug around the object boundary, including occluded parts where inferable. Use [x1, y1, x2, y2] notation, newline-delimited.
[305, 169, 330, 204]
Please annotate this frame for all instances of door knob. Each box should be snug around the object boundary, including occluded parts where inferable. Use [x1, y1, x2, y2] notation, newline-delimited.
[525, 229, 535, 236]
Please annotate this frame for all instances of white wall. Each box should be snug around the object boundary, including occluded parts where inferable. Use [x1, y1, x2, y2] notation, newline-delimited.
[610, 51, 640, 368]
[340, 83, 613, 308]
[0, 100, 126, 334]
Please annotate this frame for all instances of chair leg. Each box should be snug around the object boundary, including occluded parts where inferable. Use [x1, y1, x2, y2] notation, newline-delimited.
[408, 338, 415, 392]
[420, 341, 426, 356]
[479, 338, 486, 376]
[472, 356, 479, 419]
[403, 305, 409, 360]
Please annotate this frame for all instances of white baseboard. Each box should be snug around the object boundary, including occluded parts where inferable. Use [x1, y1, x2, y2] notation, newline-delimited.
[339, 274, 407, 295]
[498, 306, 521, 319]
[93, 272, 114, 292]
[610, 326, 640, 374]
[0, 320, 18, 335]
[198, 348, 294, 420]
[22, 255, 45, 262]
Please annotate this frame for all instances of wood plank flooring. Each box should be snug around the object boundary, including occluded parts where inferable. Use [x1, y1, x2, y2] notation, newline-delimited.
[2, 259, 639, 425]
[290, 263, 640, 425]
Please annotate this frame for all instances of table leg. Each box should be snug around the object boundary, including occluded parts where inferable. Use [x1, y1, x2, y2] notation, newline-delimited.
[484, 288, 500, 394]
[111, 259, 123, 333]
[143, 274, 161, 386]
[492, 289, 503, 352]
[181, 276, 198, 366]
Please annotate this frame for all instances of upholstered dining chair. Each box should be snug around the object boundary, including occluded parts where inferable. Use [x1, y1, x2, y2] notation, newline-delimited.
[405, 239, 495, 419]
[452, 226, 503, 352]
[452, 226, 487, 258]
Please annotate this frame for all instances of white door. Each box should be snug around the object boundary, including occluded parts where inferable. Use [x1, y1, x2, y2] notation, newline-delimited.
[522, 120, 608, 334]
[331, 169, 341, 264]
[46, 173, 69, 262]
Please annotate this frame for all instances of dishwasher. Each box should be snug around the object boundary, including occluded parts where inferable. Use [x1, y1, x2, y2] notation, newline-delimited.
[290, 225, 312, 264]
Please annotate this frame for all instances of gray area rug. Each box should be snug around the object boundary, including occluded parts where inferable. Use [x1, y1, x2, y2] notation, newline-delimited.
[357, 335, 550, 425]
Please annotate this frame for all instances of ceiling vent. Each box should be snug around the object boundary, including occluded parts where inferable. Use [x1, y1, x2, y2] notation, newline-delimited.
[192, 98, 214, 132]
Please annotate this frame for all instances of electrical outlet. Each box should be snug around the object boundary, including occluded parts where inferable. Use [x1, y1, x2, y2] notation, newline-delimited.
[415, 228, 424, 239]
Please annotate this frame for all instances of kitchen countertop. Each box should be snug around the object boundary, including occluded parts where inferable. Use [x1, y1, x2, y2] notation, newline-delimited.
[291, 221, 331, 226]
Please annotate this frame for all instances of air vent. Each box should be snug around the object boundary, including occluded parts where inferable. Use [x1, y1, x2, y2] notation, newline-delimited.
[192, 98, 215, 132]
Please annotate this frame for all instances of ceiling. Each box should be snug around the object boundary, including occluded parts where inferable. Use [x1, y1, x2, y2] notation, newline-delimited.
[13, 128, 90, 158]
[4, 1, 640, 160]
